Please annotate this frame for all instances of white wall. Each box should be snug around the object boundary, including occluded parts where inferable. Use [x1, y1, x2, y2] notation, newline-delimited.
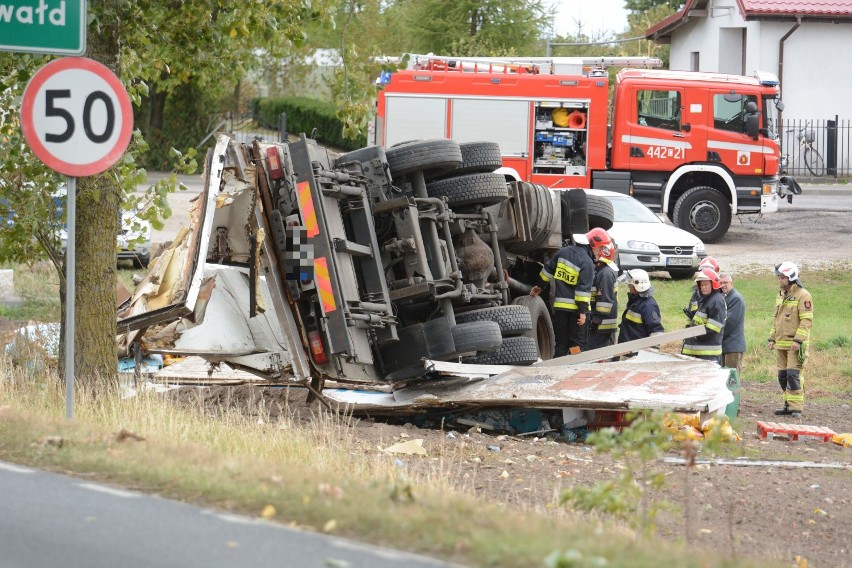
[665, 1, 852, 122]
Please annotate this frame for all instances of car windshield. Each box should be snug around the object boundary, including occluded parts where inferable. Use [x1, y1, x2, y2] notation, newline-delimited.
[608, 196, 661, 223]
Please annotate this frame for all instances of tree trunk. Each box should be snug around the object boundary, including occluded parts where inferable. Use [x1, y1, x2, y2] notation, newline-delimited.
[149, 82, 167, 131]
[64, 17, 122, 389]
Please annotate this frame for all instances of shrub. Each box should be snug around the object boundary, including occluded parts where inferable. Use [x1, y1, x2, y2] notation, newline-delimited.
[253, 96, 367, 151]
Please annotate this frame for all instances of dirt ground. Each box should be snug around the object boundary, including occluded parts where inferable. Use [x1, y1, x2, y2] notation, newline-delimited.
[3, 208, 850, 567]
[162, 208, 852, 567]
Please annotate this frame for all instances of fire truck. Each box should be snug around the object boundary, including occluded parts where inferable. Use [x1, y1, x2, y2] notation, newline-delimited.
[373, 54, 797, 242]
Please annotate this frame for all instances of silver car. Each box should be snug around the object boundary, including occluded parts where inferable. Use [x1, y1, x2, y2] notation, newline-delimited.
[587, 189, 707, 279]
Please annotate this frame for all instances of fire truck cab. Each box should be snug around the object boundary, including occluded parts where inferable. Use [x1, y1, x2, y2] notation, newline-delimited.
[374, 55, 792, 242]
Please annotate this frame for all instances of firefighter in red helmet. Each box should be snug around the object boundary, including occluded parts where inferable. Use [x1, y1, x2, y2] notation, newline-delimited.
[585, 228, 619, 350]
[682, 268, 726, 363]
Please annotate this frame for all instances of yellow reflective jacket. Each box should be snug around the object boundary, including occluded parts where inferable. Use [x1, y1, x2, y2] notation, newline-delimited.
[769, 283, 813, 349]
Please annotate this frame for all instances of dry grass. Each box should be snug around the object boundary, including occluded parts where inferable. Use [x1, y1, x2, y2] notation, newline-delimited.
[0, 357, 759, 568]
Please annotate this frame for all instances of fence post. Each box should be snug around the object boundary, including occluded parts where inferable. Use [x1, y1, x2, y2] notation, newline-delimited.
[279, 112, 287, 143]
[826, 116, 838, 178]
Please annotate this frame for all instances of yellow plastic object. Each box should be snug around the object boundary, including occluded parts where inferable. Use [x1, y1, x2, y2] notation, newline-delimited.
[832, 433, 852, 447]
[552, 107, 570, 127]
[701, 416, 741, 442]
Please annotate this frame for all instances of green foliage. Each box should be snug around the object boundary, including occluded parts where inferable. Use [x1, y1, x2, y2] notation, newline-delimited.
[625, 0, 684, 11]
[255, 96, 367, 150]
[560, 411, 673, 535]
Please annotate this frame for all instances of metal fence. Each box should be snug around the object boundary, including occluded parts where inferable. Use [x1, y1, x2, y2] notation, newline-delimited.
[779, 117, 852, 180]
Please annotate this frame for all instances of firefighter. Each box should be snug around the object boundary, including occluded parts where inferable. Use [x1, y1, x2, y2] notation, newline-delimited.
[617, 269, 664, 343]
[769, 262, 813, 418]
[586, 228, 619, 350]
[683, 256, 720, 322]
[719, 273, 746, 378]
[530, 236, 595, 356]
[682, 268, 726, 363]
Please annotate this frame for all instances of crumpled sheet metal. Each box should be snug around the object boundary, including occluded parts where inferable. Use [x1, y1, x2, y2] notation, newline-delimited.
[325, 358, 733, 415]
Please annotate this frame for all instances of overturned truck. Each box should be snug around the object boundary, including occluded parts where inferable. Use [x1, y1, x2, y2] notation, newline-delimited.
[117, 134, 733, 419]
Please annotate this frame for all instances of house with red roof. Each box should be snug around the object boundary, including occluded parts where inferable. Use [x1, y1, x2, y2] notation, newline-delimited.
[645, 1, 852, 124]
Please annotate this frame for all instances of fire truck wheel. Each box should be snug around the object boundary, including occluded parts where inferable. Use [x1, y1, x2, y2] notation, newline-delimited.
[468, 336, 540, 366]
[434, 142, 503, 179]
[451, 320, 503, 355]
[672, 186, 731, 243]
[455, 305, 533, 336]
[586, 195, 614, 230]
[512, 295, 555, 360]
[426, 173, 509, 207]
[385, 139, 462, 180]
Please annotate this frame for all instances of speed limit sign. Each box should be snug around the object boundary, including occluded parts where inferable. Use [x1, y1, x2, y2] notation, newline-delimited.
[21, 57, 133, 177]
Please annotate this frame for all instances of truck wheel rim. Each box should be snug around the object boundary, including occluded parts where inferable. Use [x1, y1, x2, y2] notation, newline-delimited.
[689, 202, 720, 233]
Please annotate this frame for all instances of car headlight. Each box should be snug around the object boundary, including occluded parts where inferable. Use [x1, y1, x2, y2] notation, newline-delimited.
[626, 240, 660, 252]
[694, 242, 705, 253]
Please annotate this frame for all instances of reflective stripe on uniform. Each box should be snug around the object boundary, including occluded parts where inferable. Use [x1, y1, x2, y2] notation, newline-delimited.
[540, 268, 553, 282]
[595, 301, 613, 313]
[705, 318, 724, 333]
[554, 297, 578, 310]
[575, 290, 591, 304]
[682, 343, 722, 356]
[625, 310, 643, 324]
[599, 318, 618, 330]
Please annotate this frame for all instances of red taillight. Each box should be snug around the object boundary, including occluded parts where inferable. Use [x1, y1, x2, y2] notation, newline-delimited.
[266, 146, 284, 180]
[308, 330, 328, 364]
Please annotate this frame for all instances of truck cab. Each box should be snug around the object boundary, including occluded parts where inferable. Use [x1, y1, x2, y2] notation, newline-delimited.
[610, 69, 785, 241]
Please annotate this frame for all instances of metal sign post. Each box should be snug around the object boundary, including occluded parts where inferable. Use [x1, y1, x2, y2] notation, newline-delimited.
[64, 177, 75, 419]
[20, 57, 133, 420]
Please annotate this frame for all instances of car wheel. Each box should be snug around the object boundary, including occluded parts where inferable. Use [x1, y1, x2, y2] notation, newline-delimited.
[672, 186, 731, 243]
[133, 254, 150, 269]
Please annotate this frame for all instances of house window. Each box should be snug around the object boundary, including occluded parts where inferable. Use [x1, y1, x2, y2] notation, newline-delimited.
[690, 52, 700, 71]
[637, 90, 681, 131]
[713, 93, 757, 134]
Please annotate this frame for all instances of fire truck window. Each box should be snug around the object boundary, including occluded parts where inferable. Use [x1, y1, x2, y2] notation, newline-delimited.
[636, 90, 681, 131]
[713, 94, 758, 134]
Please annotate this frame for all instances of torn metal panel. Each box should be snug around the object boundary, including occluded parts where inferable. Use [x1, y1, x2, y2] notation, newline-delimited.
[326, 358, 733, 415]
[117, 135, 231, 333]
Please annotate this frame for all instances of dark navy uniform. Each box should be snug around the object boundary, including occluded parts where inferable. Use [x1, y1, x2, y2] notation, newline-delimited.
[587, 258, 619, 350]
[617, 290, 664, 343]
[539, 243, 594, 355]
[682, 288, 726, 362]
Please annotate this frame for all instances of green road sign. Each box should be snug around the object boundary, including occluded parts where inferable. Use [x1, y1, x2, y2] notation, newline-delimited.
[0, 0, 86, 55]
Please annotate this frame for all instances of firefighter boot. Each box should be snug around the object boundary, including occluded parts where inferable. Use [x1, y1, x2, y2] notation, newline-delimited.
[785, 369, 804, 418]
[774, 370, 793, 415]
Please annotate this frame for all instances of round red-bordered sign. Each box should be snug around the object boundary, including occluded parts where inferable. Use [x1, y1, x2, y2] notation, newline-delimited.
[21, 57, 133, 177]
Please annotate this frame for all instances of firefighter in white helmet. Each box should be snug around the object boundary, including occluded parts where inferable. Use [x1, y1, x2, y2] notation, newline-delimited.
[769, 261, 813, 418]
[617, 269, 664, 343]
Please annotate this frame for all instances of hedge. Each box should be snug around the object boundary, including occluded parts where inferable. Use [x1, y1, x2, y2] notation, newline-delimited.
[252, 96, 367, 151]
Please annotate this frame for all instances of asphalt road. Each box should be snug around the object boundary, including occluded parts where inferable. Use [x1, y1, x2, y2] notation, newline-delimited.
[0, 461, 456, 568]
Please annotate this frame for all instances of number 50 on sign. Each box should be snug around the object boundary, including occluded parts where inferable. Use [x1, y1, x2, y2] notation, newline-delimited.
[21, 57, 133, 177]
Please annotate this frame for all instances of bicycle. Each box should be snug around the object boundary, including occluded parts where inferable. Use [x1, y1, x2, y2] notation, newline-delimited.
[784, 123, 825, 177]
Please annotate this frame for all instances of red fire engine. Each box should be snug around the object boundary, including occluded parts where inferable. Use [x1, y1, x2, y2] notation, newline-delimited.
[374, 54, 794, 242]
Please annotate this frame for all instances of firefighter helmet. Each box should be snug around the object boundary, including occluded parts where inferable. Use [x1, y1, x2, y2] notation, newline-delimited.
[586, 228, 612, 249]
[774, 261, 799, 282]
[698, 256, 720, 272]
[626, 269, 651, 292]
[694, 268, 722, 290]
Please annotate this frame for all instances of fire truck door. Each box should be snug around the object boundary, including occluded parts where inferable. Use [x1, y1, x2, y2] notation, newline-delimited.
[707, 92, 763, 176]
[625, 87, 697, 172]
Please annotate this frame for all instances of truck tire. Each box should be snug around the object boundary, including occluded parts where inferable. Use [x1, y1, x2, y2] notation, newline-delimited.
[587, 194, 614, 230]
[455, 305, 533, 337]
[672, 186, 731, 243]
[426, 172, 508, 207]
[385, 139, 462, 180]
[561, 189, 588, 239]
[512, 295, 555, 360]
[469, 336, 540, 366]
[451, 320, 502, 355]
[435, 141, 502, 178]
